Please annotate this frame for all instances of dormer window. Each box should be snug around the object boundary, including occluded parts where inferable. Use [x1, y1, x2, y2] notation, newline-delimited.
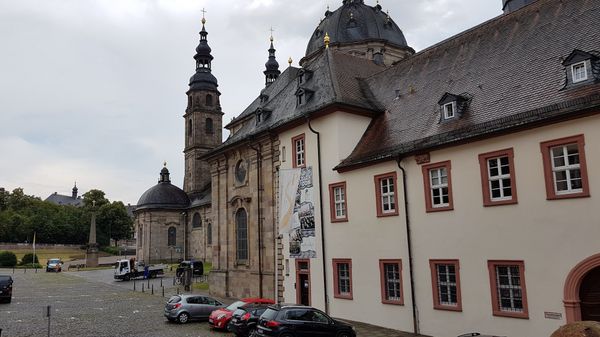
[438, 93, 469, 122]
[572, 62, 588, 83]
[297, 69, 313, 86]
[295, 87, 314, 107]
[297, 92, 304, 106]
[260, 94, 269, 104]
[443, 102, 456, 120]
[562, 49, 598, 88]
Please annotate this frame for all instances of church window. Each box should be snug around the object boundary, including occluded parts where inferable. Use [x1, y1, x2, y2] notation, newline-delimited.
[206, 94, 213, 107]
[188, 119, 193, 138]
[192, 212, 202, 228]
[168, 226, 176, 247]
[207, 223, 212, 245]
[236, 209, 248, 261]
[292, 134, 305, 168]
[206, 118, 214, 134]
[235, 160, 247, 184]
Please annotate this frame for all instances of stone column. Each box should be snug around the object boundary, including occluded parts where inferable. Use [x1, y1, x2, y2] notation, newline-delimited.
[86, 203, 99, 267]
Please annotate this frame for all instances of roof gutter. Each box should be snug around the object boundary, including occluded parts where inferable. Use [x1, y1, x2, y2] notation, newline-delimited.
[396, 157, 419, 335]
[307, 117, 329, 314]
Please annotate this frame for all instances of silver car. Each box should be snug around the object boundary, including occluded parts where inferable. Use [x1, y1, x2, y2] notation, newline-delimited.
[164, 294, 224, 324]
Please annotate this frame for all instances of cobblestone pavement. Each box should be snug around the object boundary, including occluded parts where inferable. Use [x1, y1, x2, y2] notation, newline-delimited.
[0, 268, 426, 337]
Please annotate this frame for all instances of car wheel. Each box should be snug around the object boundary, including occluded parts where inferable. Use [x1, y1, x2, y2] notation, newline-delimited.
[337, 332, 352, 337]
[7, 297, 12, 304]
[178, 312, 190, 324]
[248, 327, 258, 337]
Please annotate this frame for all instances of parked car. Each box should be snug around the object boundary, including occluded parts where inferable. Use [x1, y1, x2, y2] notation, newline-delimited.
[176, 260, 203, 276]
[0, 275, 13, 303]
[164, 294, 224, 324]
[228, 304, 271, 337]
[46, 258, 63, 272]
[209, 297, 275, 330]
[458, 334, 504, 337]
[256, 304, 356, 337]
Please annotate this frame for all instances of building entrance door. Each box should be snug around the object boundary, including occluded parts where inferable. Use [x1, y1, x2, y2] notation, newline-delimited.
[296, 259, 310, 306]
[580, 267, 600, 321]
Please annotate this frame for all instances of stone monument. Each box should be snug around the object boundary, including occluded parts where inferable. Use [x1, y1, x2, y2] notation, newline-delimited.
[86, 201, 99, 267]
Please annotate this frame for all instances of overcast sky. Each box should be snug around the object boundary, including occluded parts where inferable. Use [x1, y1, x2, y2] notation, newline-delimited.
[0, 0, 501, 204]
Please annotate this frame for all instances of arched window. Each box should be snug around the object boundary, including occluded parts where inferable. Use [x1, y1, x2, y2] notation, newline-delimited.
[192, 212, 202, 228]
[188, 119, 193, 138]
[207, 223, 212, 245]
[206, 118, 214, 134]
[236, 209, 248, 261]
[168, 226, 176, 247]
[206, 94, 213, 107]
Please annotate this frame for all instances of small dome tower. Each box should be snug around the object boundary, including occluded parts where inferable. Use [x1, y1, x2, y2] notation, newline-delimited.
[264, 35, 281, 87]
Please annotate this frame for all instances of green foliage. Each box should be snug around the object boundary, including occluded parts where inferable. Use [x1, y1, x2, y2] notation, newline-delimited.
[0, 251, 17, 267]
[20, 253, 39, 265]
[100, 246, 120, 255]
[0, 188, 133, 245]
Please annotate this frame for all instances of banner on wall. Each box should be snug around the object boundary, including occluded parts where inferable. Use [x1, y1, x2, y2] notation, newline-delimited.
[278, 167, 316, 259]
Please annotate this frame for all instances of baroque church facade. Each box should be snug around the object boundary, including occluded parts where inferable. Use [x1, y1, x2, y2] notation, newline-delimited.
[136, 0, 600, 336]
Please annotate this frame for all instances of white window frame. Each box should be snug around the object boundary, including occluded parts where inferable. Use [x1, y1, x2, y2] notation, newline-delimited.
[337, 263, 351, 295]
[551, 143, 582, 195]
[495, 265, 524, 313]
[443, 102, 456, 120]
[383, 263, 402, 302]
[295, 137, 305, 167]
[571, 61, 588, 83]
[380, 177, 396, 214]
[436, 264, 458, 307]
[487, 156, 512, 201]
[333, 186, 346, 219]
[429, 168, 449, 208]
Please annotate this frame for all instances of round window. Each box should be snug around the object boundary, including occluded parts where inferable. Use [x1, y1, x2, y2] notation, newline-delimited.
[235, 160, 247, 183]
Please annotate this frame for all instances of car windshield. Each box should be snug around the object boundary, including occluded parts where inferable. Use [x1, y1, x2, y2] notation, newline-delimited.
[226, 300, 246, 311]
[48, 259, 60, 264]
[167, 296, 181, 304]
[0, 276, 11, 283]
[232, 308, 246, 317]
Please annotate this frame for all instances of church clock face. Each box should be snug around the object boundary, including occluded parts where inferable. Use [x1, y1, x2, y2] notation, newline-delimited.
[235, 160, 247, 184]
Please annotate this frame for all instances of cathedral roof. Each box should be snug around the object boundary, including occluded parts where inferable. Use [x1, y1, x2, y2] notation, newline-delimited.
[136, 166, 190, 212]
[336, 0, 600, 170]
[305, 0, 410, 58]
[45, 193, 83, 207]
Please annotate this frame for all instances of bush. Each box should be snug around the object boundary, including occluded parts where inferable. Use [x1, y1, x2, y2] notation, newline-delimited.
[19, 253, 40, 265]
[100, 246, 120, 255]
[0, 251, 17, 267]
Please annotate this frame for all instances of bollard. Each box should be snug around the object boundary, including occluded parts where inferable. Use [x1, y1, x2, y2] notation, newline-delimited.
[147, 278, 150, 288]
[160, 278, 163, 287]
[162, 286, 164, 297]
[151, 284, 154, 295]
[176, 287, 179, 295]
[133, 280, 136, 291]
[142, 283, 145, 293]
[172, 277, 175, 286]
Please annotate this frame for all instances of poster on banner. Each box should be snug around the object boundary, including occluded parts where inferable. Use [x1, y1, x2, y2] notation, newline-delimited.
[288, 167, 316, 259]
[278, 168, 302, 233]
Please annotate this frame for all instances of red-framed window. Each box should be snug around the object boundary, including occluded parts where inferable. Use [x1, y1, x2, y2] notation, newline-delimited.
[478, 148, 518, 206]
[540, 135, 590, 200]
[379, 259, 403, 305]
[374, 172, 399, 217]
[292, 134, 306, 168]
[488, 260, 529, 319]
[332, 258, 353, 300]
[329, 182, 348, 222]
[422, 161, 453, 212]
[429, 259, 462, 311]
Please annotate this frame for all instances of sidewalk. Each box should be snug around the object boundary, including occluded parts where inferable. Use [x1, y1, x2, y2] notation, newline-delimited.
[348, 320, 429, 337]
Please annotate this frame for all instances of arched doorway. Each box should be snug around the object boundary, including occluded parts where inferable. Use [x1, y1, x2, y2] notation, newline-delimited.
[580, 267, 600, 321]
[564, 253, 600, 322]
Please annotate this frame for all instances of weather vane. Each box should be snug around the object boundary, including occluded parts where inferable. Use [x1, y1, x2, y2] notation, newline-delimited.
[270, 26, 275, 40]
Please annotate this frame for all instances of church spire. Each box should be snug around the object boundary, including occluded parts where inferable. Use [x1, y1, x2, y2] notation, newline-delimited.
[264, 31, 281, 87]
[189, 10, 218, 92]
[72, 182, 78, 199]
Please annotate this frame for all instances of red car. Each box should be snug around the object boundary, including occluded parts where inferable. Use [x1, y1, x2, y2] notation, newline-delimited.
[209, 297, 275, 330]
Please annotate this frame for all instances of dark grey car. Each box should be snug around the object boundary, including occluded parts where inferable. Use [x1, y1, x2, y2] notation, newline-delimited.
[164, 294, 224, 324]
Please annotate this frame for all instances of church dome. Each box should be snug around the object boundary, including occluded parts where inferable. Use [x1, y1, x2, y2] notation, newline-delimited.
[136, 166, 190, 211]
[305, 0, 409, 57]
[189, 69, 219, 91]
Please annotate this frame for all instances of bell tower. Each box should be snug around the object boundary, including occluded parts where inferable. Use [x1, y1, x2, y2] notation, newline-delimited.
[183, 13, 223, 196]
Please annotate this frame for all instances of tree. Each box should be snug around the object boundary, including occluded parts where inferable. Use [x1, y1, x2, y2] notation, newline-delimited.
[82, 189, 109, 208]
[96, 202, 133, 246]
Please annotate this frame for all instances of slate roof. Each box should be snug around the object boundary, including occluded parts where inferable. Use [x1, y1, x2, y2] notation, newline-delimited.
[336, 0, 600, 170]
[209, 49, 385, 156]
[45, 193, 83, 207]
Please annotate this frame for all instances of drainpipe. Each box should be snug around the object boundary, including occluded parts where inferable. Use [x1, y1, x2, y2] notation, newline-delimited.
[397, 157, 419, 335]
[250, 142, 264, 298]
[307, 118, 329, 314]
